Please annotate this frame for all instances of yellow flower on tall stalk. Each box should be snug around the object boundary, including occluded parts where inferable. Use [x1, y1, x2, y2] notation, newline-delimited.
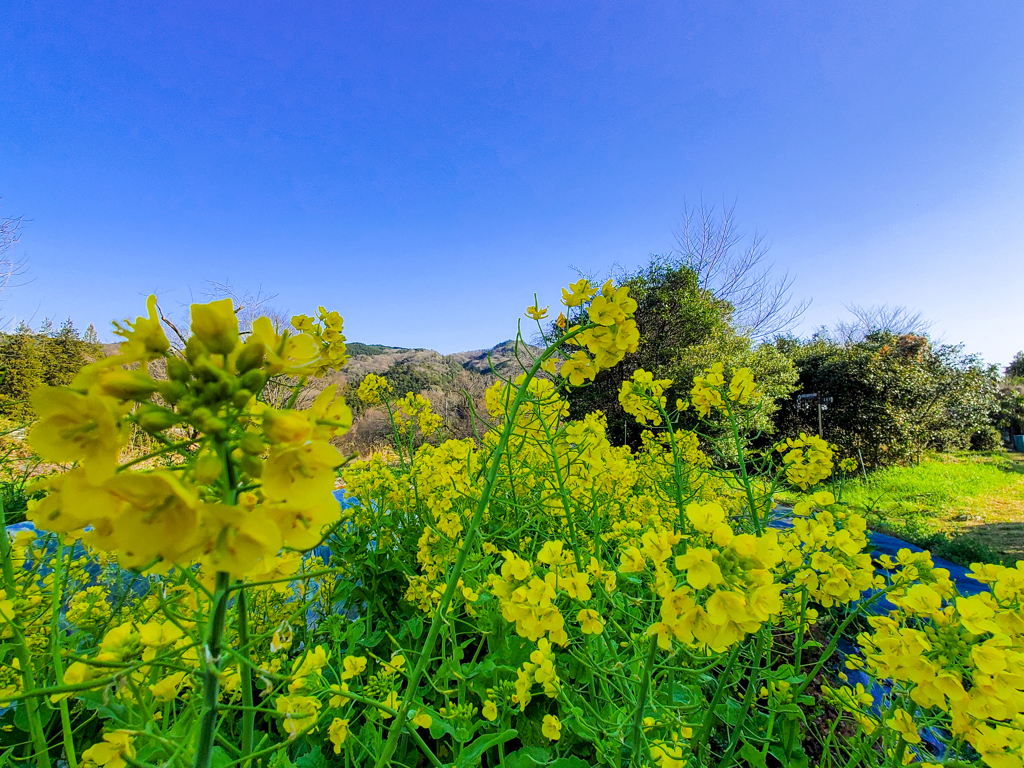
[29, 388, 126, 480]
[103, 470, 202, 568]
[190, 297, 240, 354]
[357, 373, 393, 405]
[728, 367, 756, 403]
[112, 294, 169, 360]
[561, 279, 597, 307]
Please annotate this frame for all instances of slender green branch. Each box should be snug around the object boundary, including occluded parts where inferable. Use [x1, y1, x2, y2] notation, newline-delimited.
[0, 497, 53, 768]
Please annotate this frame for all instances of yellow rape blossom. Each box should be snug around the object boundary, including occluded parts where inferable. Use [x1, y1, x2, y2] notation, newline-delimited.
[341, 655, 367, 680]
[29, 388, 126, 480]
[80, 731, 136, 768]
[577, 609, 604, 634]
[542, 713, 562, 741]
[190, 297, 240, 355]
[328, 718, 349, 753]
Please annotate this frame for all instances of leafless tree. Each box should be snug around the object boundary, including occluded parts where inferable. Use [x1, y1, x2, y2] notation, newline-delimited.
[0, 201, 30, 321]
[203, 281, 291, 334]
[673, 201, 809, 340]
[832, 304, 933, 345]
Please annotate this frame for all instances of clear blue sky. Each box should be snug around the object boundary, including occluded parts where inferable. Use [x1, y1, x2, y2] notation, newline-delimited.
[2, 1, 1022, 366]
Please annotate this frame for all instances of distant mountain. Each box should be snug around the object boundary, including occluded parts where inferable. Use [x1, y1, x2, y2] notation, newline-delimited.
[341, 339, 544, 386]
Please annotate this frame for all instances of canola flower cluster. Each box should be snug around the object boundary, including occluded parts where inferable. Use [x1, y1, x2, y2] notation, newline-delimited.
[27, 296, 352, 575]
[556, 279, 640, 386]
[1, 282, 1020, 768]
[835, 558, 1024, 767]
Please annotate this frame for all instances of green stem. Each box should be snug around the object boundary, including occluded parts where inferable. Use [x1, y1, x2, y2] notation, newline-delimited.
[236, 588, 255, 761]
[726, 402, 761, 533]
[628, 636, 659, 767]
[657, 400, 687, 521]
[691, 643, 741, 765]
[48, 541, 78, 768]
[192, 571, 232, 768]
[714, 632, 767, 768]
[0, 497, 52, 768]
[783, 587, 810, 758]
[791, 590, 886, 702]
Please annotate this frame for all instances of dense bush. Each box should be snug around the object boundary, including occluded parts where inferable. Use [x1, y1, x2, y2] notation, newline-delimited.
[970, 425, 1003, 451]
[774, 332, 999, 467]
[562, 261, 797, 451]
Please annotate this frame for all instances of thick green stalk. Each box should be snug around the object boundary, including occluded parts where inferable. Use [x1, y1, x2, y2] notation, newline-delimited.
[714, 632, 767, 768]
[691, 643, 741, 764]
[236, 588, 255, 761]
[192, 570, 232, 768]
[628, 636, 659, 767]
[48, 542, 78, 768]
[0, 497, 52, 768]
[726, 404, 761, 534]
[782, 587, 810, 758]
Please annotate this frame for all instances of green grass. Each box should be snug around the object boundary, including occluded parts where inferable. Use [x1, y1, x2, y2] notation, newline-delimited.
[835, 450, 1024, 566]
[776, 450, 1024, 566]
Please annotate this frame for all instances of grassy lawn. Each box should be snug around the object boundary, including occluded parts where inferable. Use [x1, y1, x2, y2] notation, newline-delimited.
[830, 450, 1024, 566]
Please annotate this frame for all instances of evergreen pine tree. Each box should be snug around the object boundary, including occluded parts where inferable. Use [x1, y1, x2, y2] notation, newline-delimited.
[0, 333, 44, 420]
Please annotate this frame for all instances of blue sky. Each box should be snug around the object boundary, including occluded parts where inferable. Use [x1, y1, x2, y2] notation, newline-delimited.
[2, 1, 1022, 366]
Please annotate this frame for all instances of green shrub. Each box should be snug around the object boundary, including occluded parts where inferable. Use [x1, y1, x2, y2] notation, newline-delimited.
[970, 425, 1003, 451]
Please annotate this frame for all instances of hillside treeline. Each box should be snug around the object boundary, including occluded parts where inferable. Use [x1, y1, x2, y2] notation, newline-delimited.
[0, 320, 101, 421]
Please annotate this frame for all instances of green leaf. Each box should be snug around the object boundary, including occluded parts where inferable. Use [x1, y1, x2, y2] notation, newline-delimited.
[428, 712, 455, 740]
[504, 746, 552, 768]
[547, 758, 593, 768]
[738, 742, 767, 768]
[13, 700, 53, 734]
[453, 728, 517, 768]
[405, 615, 424, 639]
[209, 747, 233, 768]
[295, 749, 328, 768]
[769, 744, 808, 768]
[345, 619, 365, 648]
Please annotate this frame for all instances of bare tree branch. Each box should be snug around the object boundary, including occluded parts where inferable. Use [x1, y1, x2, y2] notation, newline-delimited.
[672, 201, 809, 339]
[204, 281, 289, 334]
[0, 200, 31, 325]
[831, 303, 934, 345]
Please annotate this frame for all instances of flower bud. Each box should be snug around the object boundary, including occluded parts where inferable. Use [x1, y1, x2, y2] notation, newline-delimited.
[135, 404, 178, 433]
[193, 356, 228, 384]
[262, 409, 312, 445]
[235, 340, 265, 374]
[185, 336, 206, 363]
[240, 370, 267, 393]
[239, 432, 265, 455]
[237, 454, 264, 478]
[97, 369, 158, 401]
[194, 451, 223, 484]
[166, 357, 191, 382]
[157, 380, 188, 405]
[202, 416, 227, 437]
